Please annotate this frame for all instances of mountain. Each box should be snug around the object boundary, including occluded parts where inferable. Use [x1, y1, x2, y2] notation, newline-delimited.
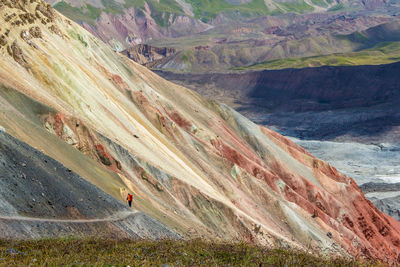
[146, 18, 400, 72]
[234, 41, 400, 70]
[50, 0, 211, 51]
[41, 0, 400, 74]
[0, 130, 179, 239]
[2, 0, 400, 263]
[156, 61, 400, 222]
[45, 0, 400, 53]
[235, 21, 400, 70]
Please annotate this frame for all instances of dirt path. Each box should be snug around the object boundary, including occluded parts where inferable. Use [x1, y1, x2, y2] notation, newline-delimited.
[0, 211, 139, 223]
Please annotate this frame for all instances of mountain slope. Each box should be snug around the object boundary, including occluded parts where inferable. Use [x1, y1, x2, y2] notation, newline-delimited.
[50, 0, 393, 25]
[47, 0, 399, 52]
[0, 130, 178, 239]
[156, 62, 400, 211]
[146, 19, 400, 73]
[235, 41, 400, 70]
[52, 0, 211, 51]
[236, 21, 400, 70]
[1, 0, 400, 262]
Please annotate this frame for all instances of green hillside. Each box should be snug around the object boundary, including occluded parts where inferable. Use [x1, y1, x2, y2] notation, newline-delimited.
[54, 0, 328, 26]
[54, 0, 185, 25]
[234, 41, 400, 70]
[184, 0, 270, 21]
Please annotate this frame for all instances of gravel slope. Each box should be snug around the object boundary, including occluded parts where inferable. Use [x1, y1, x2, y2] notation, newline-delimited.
[0, 131, 179, 239]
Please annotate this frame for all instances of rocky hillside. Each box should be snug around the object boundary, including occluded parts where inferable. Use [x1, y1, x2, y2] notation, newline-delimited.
[237, 21, 400, 70]
[148, 18, 400, 72]
[0, 130, 179, 239]
[156, 63, 400, 222]
[38, 0, 400, 73]
[50, 0, 211, 50]
[1, 0, 400, 263]
[122, 44, 177, 65]
[45, 0, 400, 54]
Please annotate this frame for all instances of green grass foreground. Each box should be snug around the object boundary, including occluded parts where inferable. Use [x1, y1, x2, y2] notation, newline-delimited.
[0, 238, 387, 266]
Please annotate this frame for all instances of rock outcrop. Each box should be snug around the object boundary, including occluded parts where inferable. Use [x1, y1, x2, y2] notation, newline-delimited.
[122, 44, 176, 65]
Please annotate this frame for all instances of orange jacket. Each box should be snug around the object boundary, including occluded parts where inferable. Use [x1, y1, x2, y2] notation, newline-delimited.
[127, 194, 133, 201]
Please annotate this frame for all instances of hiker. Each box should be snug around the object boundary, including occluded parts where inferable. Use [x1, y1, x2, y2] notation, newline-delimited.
[312, 209, 318, 218]
[327, 232, 332, 239]
[127, 193, 133, 208]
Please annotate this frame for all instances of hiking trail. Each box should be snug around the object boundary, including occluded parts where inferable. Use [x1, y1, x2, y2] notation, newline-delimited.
[0, 210, 139, 223]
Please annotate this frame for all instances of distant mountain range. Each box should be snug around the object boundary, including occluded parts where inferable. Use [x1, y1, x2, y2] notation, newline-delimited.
[144, 20, 400, 72]
[234, 20, 400, 70]
[46, 0, 400, 56]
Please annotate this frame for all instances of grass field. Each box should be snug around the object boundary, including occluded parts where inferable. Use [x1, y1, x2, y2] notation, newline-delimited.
[0, 238, 386, 266]
[234, 41, 400, 70]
